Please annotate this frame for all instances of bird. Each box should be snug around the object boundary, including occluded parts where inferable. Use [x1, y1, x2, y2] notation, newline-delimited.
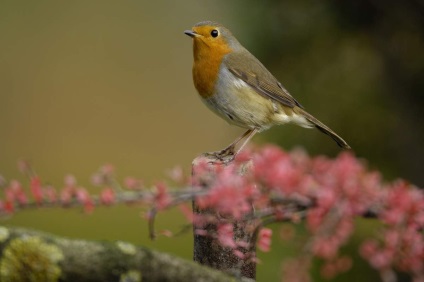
[184, 21, 350, 163]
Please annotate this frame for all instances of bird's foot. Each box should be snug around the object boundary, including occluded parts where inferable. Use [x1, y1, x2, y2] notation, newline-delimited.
[201, 146, 236, 165]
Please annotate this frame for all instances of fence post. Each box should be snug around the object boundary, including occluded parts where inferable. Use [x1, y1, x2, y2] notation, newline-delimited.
[192, 158, 257, 280]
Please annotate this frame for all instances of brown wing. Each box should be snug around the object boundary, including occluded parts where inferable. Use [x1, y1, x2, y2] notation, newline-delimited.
[225, 51, 304, 109]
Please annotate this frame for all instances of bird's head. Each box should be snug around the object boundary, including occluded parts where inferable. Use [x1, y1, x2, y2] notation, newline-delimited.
[184, 21, 241, 60]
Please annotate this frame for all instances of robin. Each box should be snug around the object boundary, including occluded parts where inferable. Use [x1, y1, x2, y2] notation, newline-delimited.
[185, 21, 350, 163]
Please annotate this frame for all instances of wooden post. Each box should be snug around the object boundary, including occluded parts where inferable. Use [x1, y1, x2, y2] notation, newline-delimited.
[192, 158, 257, 280]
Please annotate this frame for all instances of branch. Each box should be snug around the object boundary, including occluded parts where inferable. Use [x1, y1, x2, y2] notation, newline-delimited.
[0, 225, 254, 282]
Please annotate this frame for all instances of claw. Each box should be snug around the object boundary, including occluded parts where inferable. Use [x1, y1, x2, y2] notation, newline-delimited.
[202, 146, 236, 164]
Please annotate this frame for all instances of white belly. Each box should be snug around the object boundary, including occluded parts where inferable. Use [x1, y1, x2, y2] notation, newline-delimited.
[201, 68, 311, 130]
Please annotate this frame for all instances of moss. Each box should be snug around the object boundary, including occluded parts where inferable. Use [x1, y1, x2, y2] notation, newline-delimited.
[0, 227, 10, 242]
[0, 236, 64, 282]
[119, 269, 142, 282]
[116, 241, 137, 256]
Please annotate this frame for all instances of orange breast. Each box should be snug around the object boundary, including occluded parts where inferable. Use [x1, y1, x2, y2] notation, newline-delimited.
[192, 39, 231, 98]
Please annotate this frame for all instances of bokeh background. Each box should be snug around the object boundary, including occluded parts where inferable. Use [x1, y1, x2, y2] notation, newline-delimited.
[1, 1, 423, 281]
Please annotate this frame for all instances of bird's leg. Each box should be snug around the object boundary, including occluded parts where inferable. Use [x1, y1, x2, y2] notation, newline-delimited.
[213, 129, 253, 156]
[203, 128, 258, 164]
[232, 128, 258, 156]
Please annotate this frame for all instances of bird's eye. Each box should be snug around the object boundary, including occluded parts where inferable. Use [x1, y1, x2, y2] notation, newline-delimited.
[211, 29, 219, 38]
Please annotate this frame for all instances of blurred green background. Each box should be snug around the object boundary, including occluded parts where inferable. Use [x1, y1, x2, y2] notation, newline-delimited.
[1, 1, 423, 281]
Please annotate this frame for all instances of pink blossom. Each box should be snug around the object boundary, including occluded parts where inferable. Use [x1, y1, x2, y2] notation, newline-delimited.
[15, 189, 28, 205]
[188, 145, 424, 279]
[290, 148, 311, 167]
[4, 201, 14, 213]
[7, 180, 28, 205]
[43, 185, 57, 202]
[191, 158, 210, 184]
[167, 166, 185, 184]
[233, 249, 245, 259]
[257, 228, 272, 252]
[197, 182, 252, 218]
[124, 177, 143, 190]
[195, 165, 254, 219]
[100, 188, 115, 205]
[2, 144, 423, 281]
[64, 174, 77, 187]
[381, 209, 404, 226]
[9, 180, 22, 195]
[312, 237, 339, 259]
[60, 187, 73, 205]
[154, 182, 171, 210]
[4, 188, 15, 202]
[74, 188, 94, 213]
[91, 173, 104, 186]
[253, 146, 301, 195]
[360, 240, 378, 258]
[334, 218, 354, 243]
[369, 249, 394, 269]
[306, 207, 326, 232]
[17, 160, 31, 174]
[384, 230, 400, 248]
[194, 229, 208, 236]
[76, 188, 89, 203]
[316, 189, 336, 210]
[83, 197, 94, 213]
[30, 176, 43, 204]
[217, 224, 236, 248]
[179, 204, 193, 222]
[236, 240, 250, 249]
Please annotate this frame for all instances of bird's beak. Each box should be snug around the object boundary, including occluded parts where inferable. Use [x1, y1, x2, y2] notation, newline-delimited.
[184, 30, 198, 38]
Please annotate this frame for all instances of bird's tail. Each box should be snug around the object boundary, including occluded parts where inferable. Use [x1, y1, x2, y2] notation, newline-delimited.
[298, 109, 351, 150]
